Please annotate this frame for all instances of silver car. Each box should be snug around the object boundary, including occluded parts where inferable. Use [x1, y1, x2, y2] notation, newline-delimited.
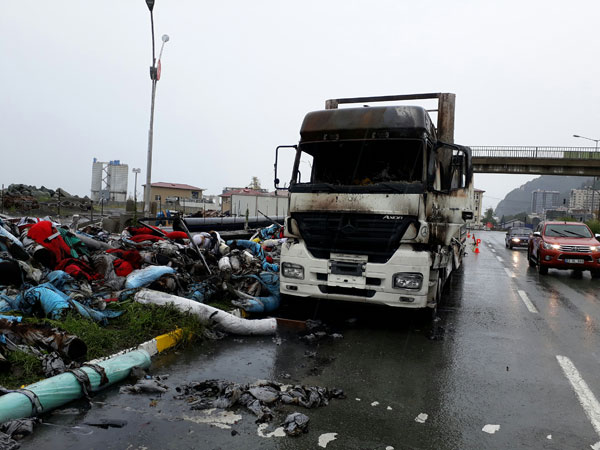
[505, 227, 532, 249]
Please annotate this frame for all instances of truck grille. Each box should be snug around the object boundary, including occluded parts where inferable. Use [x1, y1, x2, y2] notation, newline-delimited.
[292, 212, 419, 263]
[559, 245, 592, 253]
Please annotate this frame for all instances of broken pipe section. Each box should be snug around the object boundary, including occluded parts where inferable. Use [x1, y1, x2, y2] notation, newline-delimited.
[134, 289, 277, 336]
[0, 350, 150, 424]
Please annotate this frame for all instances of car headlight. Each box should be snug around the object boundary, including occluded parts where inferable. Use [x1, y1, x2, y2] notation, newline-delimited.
[590, 246, 598, 251]
[511, 238, 520, 242]
[281, 262, 304, 280]
[392, 273, 423, 290]
[542, 242, 560, 250]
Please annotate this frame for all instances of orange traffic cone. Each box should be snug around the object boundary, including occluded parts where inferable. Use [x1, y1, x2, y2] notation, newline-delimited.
[474, 245, 480, 254]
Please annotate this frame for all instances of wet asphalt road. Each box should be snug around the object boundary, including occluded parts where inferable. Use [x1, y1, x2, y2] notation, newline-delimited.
[22, 231, 600, 449]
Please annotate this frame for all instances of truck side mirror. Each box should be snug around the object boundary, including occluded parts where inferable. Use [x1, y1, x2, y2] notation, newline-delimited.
[595, 234, 600, 240]
[274, 145, 297, 190]
[533, 231, 541, 237]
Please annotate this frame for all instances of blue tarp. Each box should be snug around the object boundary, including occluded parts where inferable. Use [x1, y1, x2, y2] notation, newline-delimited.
[13, 284, 123, 323]
[125, 266, 176, 289]
[231, 271, 280, 313]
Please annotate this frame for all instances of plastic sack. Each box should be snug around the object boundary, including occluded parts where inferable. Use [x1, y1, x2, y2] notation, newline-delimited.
[227, 240, 279, 272]
[125, 266, 176, 289]
[0, 224, 24, 249]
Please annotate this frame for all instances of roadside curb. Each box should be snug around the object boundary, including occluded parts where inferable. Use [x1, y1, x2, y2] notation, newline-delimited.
[89, 327, 186, 364]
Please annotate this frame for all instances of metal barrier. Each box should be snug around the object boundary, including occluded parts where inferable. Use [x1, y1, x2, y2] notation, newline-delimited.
[470, 146, 600, 160]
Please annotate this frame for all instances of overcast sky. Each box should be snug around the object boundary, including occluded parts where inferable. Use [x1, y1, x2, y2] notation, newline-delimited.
[2, 1, 599, 211]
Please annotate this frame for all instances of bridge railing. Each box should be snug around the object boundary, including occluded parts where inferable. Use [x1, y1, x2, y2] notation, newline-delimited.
[470, 146, 600, 159]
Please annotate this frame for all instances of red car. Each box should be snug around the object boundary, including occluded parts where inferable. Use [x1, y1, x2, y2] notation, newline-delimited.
[528, 221, 600, 277]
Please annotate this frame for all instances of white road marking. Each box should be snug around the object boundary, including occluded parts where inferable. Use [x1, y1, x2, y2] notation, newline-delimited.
[518, 290, 538, 314]
[387, 406, 392, 410]
[556, 355, 600, 438]
[591, 441, 600, 450]
[482, 424, 500, 434]
[491, 249, 496, 253]
[546, 434, 552, 440]
[371, 401, 379, 406]
[504, 268, 516, 278]
[496, 256, 504, 262]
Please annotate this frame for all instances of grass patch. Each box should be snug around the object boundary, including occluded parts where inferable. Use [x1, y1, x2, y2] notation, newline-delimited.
[0, 351, 44, 388]
[0, 302, 205, 389]
[586, 219, 600, 234]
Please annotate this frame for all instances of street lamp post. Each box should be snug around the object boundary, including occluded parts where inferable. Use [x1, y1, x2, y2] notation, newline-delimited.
[573, 134, 600, 219]
[132, 168, 141, 217]
[143, 0, 169, 214]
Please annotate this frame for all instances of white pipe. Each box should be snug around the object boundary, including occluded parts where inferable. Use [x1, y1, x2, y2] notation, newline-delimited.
[134, 289, 277, 335]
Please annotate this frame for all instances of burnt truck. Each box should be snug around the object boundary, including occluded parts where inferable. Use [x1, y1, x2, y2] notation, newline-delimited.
[273, 93, 474, 313]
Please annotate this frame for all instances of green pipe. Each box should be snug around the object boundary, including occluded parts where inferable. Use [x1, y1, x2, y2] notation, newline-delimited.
[0, 349, 150, 423]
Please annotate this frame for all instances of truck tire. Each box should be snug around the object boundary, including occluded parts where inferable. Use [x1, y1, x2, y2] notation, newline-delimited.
[538, 261, 548, 275]
[591, 270, 600, 279]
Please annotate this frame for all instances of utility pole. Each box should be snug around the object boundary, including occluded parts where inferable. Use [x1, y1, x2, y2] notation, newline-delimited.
[143, 0, 169, 214]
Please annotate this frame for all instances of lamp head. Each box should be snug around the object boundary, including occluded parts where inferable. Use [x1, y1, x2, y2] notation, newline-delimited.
[162, 34, 170, 43]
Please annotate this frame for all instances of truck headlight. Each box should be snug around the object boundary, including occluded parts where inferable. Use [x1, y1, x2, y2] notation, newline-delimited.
[392, 273, 423, 289]
[282, 262, 304, 280]
[511, 238, 520, 242]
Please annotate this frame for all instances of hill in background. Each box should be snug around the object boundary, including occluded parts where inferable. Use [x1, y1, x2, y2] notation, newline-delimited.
[494, 175, 594, 217]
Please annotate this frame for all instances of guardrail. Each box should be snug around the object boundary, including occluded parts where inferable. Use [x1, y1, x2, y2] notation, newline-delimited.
[470, 146, 600, 160]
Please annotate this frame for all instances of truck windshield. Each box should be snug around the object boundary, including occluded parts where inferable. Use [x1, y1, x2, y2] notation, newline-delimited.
[301, 139, 424, 185]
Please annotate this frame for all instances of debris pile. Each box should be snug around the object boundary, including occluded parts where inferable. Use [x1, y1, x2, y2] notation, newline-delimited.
[0, 214, 286, 375]
[1, 185, 90, 211]
[174, 378, 345, 435]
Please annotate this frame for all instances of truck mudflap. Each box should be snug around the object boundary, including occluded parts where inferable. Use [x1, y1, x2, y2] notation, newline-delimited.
[280, 241, 434, 308]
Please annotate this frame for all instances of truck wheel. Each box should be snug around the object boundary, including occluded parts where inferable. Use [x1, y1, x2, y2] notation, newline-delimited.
[591, 270, 600, 279]
[538, 262, 548, 275]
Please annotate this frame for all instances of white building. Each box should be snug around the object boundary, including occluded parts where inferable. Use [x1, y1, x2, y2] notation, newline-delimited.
[473, 189, 484, 226]
[569, 188, 600, 213]
[531, 190, 559, 214]
[220, 188, 288, 217]
[90, 159, 129, 202]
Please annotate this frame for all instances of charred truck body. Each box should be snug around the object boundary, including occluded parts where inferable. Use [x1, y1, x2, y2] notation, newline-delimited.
[274, 93, 474, 311]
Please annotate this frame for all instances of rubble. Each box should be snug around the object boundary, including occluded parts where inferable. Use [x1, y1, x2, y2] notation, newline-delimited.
[174, 378, 345, 432]
[0, 213, 286, 380]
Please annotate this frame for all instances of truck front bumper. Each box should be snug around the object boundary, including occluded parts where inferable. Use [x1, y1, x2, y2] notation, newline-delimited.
[280, 241, 433, 308]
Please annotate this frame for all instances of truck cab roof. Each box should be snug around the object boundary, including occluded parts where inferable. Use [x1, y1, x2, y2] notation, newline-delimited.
[299, 106, 437, 144]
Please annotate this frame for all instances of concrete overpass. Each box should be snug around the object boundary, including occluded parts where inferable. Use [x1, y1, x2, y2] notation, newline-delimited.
[471, 146, 600, 176]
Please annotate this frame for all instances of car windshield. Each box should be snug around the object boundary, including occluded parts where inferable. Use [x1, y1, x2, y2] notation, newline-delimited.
[544, 224, 592, 238]
[510, 228, 531, 235]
